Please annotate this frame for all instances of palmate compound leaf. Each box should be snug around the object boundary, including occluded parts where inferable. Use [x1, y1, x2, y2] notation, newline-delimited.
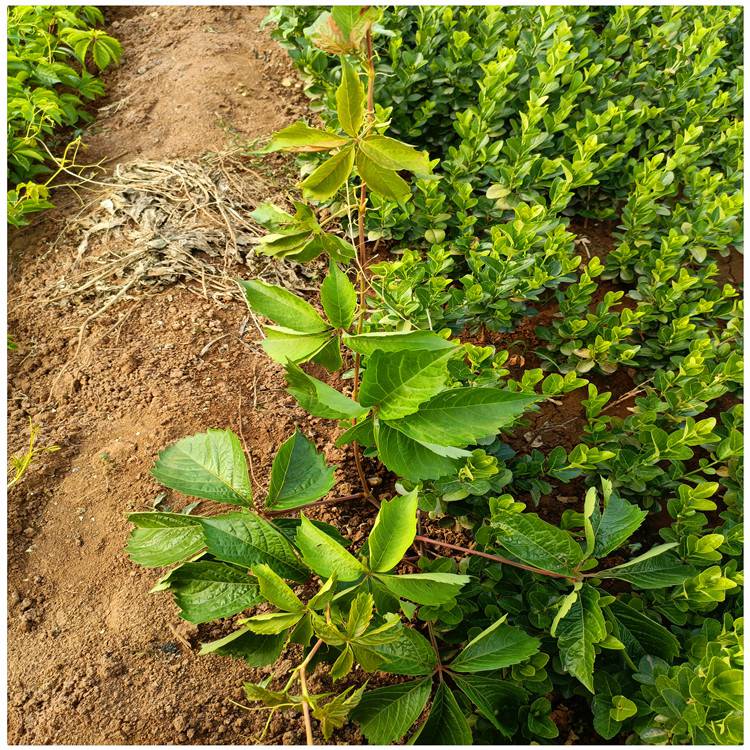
[359, 347, 455, 420]
[554, 583, 607, 692]
[301, 145, 356, 201]
[151, 429, 252, 506]
[350, 678, 433, 744]
[262, 120, 349, 153]
[364, 625, 437, 676]
[238, 278, 329, 333]
[596, 543, 696, 589]
[449, 617, 541, 673]
[320, 260, 357, 329]
[367, 490, 418, 572]
[198, 511, 308, 582]
[413, 681, 472, 745]
[127, 512, 204, 567]
[285, 362, 369, 420]
[266, 429, 336, 511]
[492, 507, 584, 577]
[388, 387, 538, 448]
[165, 560, 262, 624]
[313, 684, 367, 741]
[295, 514, 366, 581]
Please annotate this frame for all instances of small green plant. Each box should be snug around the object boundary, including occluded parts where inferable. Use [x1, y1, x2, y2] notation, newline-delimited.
[8, 420, 60, 489]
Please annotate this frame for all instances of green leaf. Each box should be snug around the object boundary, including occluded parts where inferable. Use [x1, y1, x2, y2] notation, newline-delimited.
[608, 600, 680, 663]
[198, 627, 286, 666]
[346, 592, 375, 637]
[285, 362, 368, 420]
[389, 388, 537, 447]
[555, 584, 607, 692]
[356, 151, 411, 202]
[151, 429, 252, 505]
[313, 684, 366, 740]
[343, 330, 455, 355]
[367, 490, 418, 572]
[375, 422, 458, 481]
[199, 512, 308, 581]
[708, 669, 743, 710]
[273, 517, 352, 549]
[365, 626, 437, 676]
[335, 417, 375, 448]
[610, 695, 637, 721]
[359, 348, 454, 420]
[262, 327, 333, 365]
[238, 279, 328, 333]
[375, 572, 469, 605]
[127, 512, 204, 567]
[295, 514, 366, 581]
[360, 135, 432, 176]
[166, 561, 262, 624]
[243, 610, 304, 634]
[263, 121, 349, 153]
[252, 563, 303, 611]
[309, 334, 343, 371]
[351, 678, 432, 744]
[592, 494, 647, 557]
[598, 544, 696, 588]
[320, 261, 357, 329]
[301, 145, 355, 201]
[451, 674, 527, 737]
[336, 57, 365, 137]
[266, 429, 336, 511]
[413, 682, 471, 745]
[492, 508, 584, 576]
[449, 618, 540, 673]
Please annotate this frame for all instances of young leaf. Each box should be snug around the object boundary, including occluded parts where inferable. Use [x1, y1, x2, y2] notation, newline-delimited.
[359, 348, 454, 420]
[295, 514, 366, 581]
[608, 600, 680, 663]
[199, 628, 286, 666]
[592, 493, 647, 557]
[356, 151, 411, 202]
[350, 678, 432, 744]
[375, 422, 458, 481]
[262, 327, 334, 366]
[266, 429, 336, 511]
[359, 135, 432, 176]
[346, 592, 375, 638]
[252, 563, 303, 612]
[492, 508, 584, 576]
[597, 544, 696, 588]
[367, 490, 418, 572]
[243, 610, 304, 634]
[364, 625, 437, 676]
[285, 362, 369, 420]
[449, 618, 541, 673]
[199, 512, 308, 582]
[389, 388, 537, 447]
[151, 429, 252, 506]
[451, 674, 527, 737]
[238, 279, 328, 333]
[343, 330, 455, 355]
[301, 145, 355, 201]
[313, 684, 366, 741]
[336, 56, 365, 137]
[127, 512, 204, 567]
[166, 560, 262, 624]
[413, 682, 472, 745]
[375, 572, 469, 605]
[262, 121, 349, 153]
[555, 584, 607, 692]
[320, 261, 357, 329]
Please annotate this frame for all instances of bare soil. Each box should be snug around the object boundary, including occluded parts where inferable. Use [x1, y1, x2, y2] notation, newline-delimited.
[6, 6, 373, 745]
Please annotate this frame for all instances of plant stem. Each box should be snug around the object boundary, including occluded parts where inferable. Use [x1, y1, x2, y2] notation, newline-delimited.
[298, 638, 324, 746]
[413, 534, 579, 581]
[350, 27, 377, 502]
